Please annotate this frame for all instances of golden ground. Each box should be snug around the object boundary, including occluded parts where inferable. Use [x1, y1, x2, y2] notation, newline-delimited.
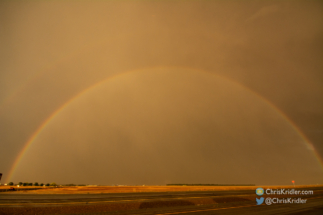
[1, 185, 322, 194]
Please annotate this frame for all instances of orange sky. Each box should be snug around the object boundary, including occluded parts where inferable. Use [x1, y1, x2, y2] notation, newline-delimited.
[0, 0, 322, 185]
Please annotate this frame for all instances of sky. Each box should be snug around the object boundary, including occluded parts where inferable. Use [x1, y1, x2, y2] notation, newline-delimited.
[0, 0, 322, 185]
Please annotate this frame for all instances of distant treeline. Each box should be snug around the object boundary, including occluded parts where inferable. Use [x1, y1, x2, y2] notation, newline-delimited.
[5, 182, 57, 186]
[166, 184, 255, 186]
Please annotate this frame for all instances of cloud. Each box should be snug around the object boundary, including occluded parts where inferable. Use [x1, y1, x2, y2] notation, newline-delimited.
[246, 5, 280, 23]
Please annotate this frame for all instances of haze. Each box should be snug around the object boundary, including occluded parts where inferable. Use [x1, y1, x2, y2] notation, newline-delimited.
[0, 0, 322, 185]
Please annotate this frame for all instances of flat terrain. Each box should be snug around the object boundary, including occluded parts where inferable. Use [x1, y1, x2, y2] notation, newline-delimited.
[0, 184, 320, 194]
[0, 185, 322, 214]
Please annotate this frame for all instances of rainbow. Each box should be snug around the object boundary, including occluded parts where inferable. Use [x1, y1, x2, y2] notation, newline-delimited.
[7, 67, 323, 182]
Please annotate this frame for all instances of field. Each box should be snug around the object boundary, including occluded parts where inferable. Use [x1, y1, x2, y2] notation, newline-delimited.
[1, 184, 321, 194]
[1, 185, 323, 214]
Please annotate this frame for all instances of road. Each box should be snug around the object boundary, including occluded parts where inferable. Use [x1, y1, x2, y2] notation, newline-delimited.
[0, 188, 322, 214]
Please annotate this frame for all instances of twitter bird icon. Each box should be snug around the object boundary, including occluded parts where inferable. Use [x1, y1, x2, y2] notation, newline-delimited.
[256, 197, 264, 205]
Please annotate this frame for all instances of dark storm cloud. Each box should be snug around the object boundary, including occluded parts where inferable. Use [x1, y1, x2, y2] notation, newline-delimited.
[0, 0, 322, 184]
